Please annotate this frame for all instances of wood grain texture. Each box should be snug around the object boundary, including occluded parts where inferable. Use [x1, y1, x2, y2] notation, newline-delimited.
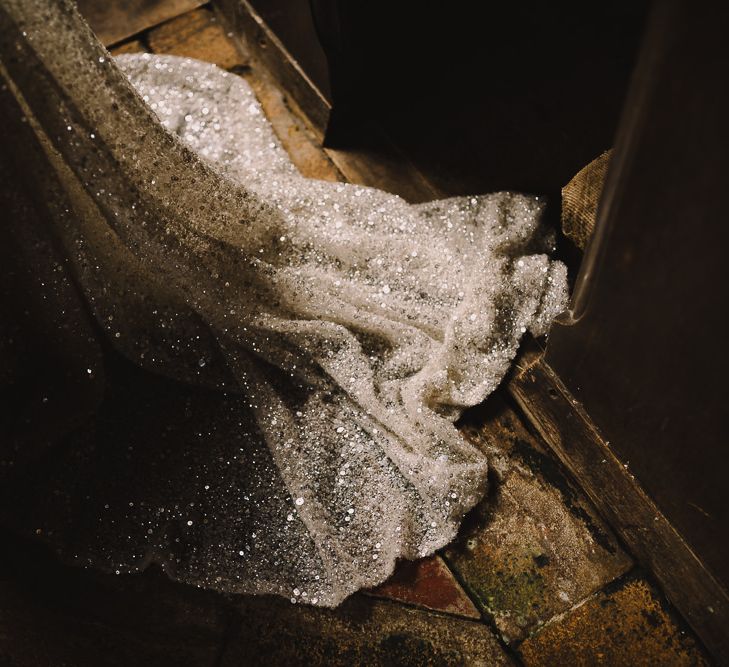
[78, 0, 205, 46]
[216, 0, 330, 136]
[214, 0, 440, 203]
[147, 7, 246, 70]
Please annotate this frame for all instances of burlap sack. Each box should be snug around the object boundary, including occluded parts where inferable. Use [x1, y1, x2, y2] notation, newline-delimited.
[561, 149, 612, 249]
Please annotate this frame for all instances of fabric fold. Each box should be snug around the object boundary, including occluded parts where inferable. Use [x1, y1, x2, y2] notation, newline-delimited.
[0, 0, 568, 606]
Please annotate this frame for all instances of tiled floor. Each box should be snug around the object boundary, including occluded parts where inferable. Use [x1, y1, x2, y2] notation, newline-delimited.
[0, 3, 710, 665]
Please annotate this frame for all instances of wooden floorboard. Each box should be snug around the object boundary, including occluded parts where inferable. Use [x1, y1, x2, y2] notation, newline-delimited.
[78, 0, 206, 46]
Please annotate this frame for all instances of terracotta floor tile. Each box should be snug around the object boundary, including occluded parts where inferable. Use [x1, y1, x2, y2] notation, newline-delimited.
[518, 576, 709, 666]
[367, 555, 480, 619]
[445, 398, 632, 643]
[222, 593, 513, 666]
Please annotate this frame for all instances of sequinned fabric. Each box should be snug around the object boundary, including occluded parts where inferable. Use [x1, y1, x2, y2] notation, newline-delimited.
[0, 0, 567, 606]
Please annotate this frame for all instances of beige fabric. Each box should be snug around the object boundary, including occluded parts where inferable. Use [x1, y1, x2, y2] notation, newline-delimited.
[562, 150, 612, 249]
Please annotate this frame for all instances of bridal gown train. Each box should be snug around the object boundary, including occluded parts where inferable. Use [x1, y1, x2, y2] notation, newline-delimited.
[0, 0, 568, 605]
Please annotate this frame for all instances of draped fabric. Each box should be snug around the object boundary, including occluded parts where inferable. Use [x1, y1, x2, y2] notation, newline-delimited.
[0, 0, 567, 606]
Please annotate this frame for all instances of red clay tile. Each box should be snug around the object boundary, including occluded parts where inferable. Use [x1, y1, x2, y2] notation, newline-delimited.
[446, 398, 632, 643]
[367, 555, 480, 619]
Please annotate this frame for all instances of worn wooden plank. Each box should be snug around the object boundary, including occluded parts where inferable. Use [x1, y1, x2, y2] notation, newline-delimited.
[110, 39, 147, 56]
[77, 0, 206, 46]
[142, 6, 341, 183]
[508, 349, 729, 663]
[242, 72, 343, 182]
[322, 141, 440, 203]
[216, 0, 330, 135]
[214, 0, 439, 203]
[147, 7, 246, 70]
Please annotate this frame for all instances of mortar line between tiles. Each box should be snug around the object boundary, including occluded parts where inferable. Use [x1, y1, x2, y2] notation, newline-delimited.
[440, 551, 526, 666]
[368, 594, 495, 627]
[502, 388, 637, 571]
[361, 591, 483, 625]
[511, 566, 704, 652]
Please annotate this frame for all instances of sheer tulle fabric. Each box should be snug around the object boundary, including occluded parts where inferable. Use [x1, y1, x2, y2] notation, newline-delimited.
[0, 0, 567, 605]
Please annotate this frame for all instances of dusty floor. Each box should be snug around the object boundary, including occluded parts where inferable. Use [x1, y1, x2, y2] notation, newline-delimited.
[0, 2, 711, 665]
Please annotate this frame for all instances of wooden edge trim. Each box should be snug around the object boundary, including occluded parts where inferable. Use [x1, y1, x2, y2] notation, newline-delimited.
[215, 0, 331, 137]
[213, 0, 440, 202]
